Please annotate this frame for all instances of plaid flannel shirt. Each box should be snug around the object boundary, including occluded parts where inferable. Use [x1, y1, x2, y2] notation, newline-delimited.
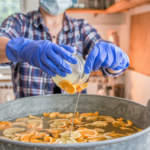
[0, 9, 123, 99]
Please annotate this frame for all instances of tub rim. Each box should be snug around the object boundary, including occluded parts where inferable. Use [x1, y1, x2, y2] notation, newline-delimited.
[0, 94, 149, 149]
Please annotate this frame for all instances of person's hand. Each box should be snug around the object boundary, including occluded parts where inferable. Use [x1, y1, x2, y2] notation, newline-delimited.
[6, 37, 77, 77]
[84, 41, 129, 74]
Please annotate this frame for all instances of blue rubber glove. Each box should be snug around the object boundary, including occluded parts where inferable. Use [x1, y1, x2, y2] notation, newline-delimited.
[84, 41, 129, 74]
[6, 37, 78, 77]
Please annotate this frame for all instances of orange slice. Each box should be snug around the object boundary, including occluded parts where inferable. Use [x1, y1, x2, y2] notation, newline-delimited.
[43, 112, 50, 117]
[35, 132, 47, 138]
[76, 82, 88, 92]
[126, 120, 133, 127]
[70, 118, 81, 124]
[31, 139, 42, 143]
[76, 137, 87, 143]
[50, 122, 67, 128]
[120, 127, 133, 131]
[44, 136, 55, 143]
[58, 80, 76, 94]
[20, 134, 30, 142]
[77, 129, 98, 137]
[50, 112, 60, 118]
[116, 118, 123, 121]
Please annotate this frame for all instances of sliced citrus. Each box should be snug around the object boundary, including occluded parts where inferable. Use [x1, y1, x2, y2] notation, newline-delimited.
[20, 134, 30, 142]
[50, 122, 67, 128]
[66, 113, 74, 118]
[116, 118, 123, 121]
[31, 139, 42, 143]
[27, 123, 37, 129]
[3, 128, 25, 138]
[12, 137, 20, 141]
[70, 118, 81, 124]
[94, 128, 105, 133]
[77, 129, 98, 137]
[86, 117, 98, 121]
[120, 127, 133, 131]
[60, 132, 81, 139]
[87, 135, 107, 142]
[28, 120, 43, 129]
[50, 112, 60, 118]
[29, 114, 40, 119]
[99, 116, 115, 122]
[0, 121, 12, 129]
[43, 112, 50, 117]
[126, 120, 133, 127]
[92, 121, 108, 127]
[35, 132, 47, 138]
[89, 111, 99, 116]
[44, 136, 55, 143]
[112, 121, 126, 127]
[76, 82, 88, 92]
[16, 118, 29, 122]
[58, 80, 76, 94]
[76, 137, 87, 143]
[12, 122, 26, 126]
[54, 119, 70, 123]
[58, 114, 68, 118]
[53, 137, 76, 144]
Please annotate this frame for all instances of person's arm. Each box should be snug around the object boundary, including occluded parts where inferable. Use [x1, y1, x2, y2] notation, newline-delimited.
[81, 20, 129, 76]
[0, 14, 78, 77]
[0, 36, 10, 63]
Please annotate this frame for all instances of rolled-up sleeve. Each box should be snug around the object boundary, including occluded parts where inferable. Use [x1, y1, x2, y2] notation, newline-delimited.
[0, 13, 22, 66]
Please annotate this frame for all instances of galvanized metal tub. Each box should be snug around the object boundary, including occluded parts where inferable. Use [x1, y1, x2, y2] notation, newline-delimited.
[0, 94, 150, 150]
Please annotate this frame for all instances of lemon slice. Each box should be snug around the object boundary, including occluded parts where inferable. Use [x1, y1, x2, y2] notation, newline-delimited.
[66, 113, 74, 118]
[60, 132, 81, 139]
[54, 119, 70, 123]
[50, 122, 67, 128]
[12, 137, 21, 141]
[28, 120, 43, 129]
[3, 128, 25, 138]
[86, 117, 98, 121]
[99, 116, 115, 122]
[94, 128, 105, 133]
[92, 121, 108, 127]
[53, 137, 76, 144]
[16, 118, 29, 122]
[12, 122, 26, 126]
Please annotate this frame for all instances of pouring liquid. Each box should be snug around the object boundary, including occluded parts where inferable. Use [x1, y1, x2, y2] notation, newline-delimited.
[69, 92, 81, 138]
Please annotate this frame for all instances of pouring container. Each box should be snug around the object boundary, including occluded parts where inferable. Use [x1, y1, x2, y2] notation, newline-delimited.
[52, 54, 89, 94]
[0, 94, 150, 150]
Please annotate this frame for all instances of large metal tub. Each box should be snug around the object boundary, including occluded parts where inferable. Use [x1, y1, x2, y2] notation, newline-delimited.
[0, 94, 150, 150]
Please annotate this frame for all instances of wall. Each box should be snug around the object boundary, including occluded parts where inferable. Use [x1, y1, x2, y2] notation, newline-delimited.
[21, 0, 123, 40]
[119, 4, 150, 105]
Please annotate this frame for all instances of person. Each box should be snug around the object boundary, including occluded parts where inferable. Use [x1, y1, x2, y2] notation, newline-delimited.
[0, 0, 129, 99]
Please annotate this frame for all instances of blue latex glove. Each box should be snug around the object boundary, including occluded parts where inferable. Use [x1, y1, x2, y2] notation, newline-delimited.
[6, 37, 77, 77]
[84, 41, 129, 74]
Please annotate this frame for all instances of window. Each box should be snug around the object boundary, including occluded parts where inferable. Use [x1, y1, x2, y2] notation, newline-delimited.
[0, 0, 20, 25]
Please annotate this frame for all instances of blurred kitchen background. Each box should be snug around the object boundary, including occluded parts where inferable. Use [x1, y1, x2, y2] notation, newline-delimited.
[0, 0, 150, 105]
